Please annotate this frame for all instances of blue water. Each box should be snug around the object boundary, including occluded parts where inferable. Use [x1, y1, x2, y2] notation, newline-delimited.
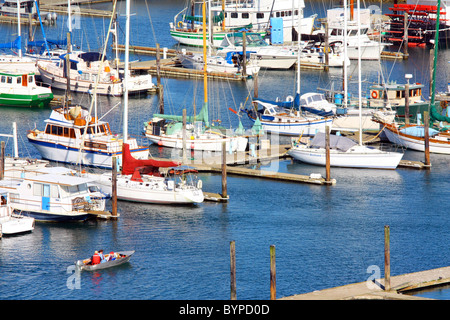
[0, 0, 449, 300]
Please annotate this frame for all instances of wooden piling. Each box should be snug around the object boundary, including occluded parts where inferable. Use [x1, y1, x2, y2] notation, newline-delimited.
[325, 127, 331, 182]
[111, 156, 118, 218]
[384, 225, 391, 291]
[0, 141, 4, 180]
[405, 81, 410, 125]
[424, 111, 431, 167]
[270, 245, 276, 300]
[403, 12, 409, 59]
[230, 240, 237, 300]
[221, 141, 228, 199]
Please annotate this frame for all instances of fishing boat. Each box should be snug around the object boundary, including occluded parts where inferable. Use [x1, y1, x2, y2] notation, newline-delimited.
[76, 250, 135, 271]
[0, 189, 34, 235]
[178, 50, 260, 75]
[0, 172, 108, 221]
[0, 71, 53, 108]
[374, 0, 450, 154]
[170, 0, 316, 46]
[27, 105, 149, 168]
[87, 144, 204, 204]
[37, 51, 154, 96]
[288, 1, 404, 169]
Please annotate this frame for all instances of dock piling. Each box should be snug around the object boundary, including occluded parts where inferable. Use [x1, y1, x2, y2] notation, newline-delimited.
[111, 156, 118, 219]
[424, 111, 431, 167]
[221, 142, 228, 200]
[230, 240, 236, 300]
[384, 225, 391, 291]
[270, 245, 276, 300]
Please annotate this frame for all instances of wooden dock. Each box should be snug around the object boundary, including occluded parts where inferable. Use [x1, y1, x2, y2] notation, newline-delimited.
[280, 265, 450, 300]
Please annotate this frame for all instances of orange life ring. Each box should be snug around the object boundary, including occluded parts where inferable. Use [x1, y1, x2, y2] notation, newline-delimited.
[371, 91, 378, 99]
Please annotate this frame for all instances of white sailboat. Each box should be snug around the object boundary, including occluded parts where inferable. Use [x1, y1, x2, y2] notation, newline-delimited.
[288, 0, 404, 169]
[145, 1, 248, 152]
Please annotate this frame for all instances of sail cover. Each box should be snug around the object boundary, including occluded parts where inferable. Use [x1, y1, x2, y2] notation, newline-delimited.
[121, 143, 181, 176]
[310, 132, 357, 152]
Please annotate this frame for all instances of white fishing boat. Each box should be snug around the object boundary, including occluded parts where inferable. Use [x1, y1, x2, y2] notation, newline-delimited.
[27, 105, 149, 168]
[0, 189, 34, 235]
[299, 41, 350, 68]
[313, 11, 388, 60]
[170, 0, 316, 46]
[178, 50, 260, 75]
[0, 173, 108, 222]
[87, 143, 204, 204]
[288, 1, 404, 169]
[37, 51, 154, 96]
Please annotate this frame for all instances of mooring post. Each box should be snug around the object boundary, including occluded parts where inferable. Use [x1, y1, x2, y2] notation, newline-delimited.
[230, 240, 236, 300]
[270, 245, 276, 300]
[222, 141, 228, 199]
[325, 126, 331, 182]
[384, 225, 391, 291]
[111, 156, 118, 218]
[424, 111, 431, 167]
[403, 11, 409, 59]
[0, 141, 4, 180]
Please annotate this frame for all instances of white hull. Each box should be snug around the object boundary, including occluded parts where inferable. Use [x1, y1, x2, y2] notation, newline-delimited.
[178, 53, 260, 74]
[332, 109, 396, 132]
[253, 117, 333, 136]
[346, 43, 385, 60]
[383, 126, 450, 154]
[288, 144, 403, 169]
[0, 209, 34, 235]
[91, 174, 204, 204]
[27, 136, 149, 168]
[250, 52, 297, 69]
[146, 132, 248, 152]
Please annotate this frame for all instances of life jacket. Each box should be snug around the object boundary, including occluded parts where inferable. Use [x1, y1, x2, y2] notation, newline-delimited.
[109, 252, 116, 261]
[92, 253, 101, 265]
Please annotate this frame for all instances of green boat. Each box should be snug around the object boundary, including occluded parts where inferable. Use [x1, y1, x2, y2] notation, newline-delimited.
[0, 71, 53, 108]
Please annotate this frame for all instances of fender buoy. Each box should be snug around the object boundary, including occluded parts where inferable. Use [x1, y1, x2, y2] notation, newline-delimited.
[197, 180, 202, 189]
[371, 91, 378, 99]
[286, 95, 294, 102]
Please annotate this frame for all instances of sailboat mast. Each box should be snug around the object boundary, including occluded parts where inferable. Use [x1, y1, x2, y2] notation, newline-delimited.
[202, 0, 209, 127]
[297, 1, 301, 95]
[357, 0, 362, 145]
[430, 0, 441, 107]
[16, 0, 22, 58]
[123, 0, 130, 143]
[343, 0, 348, 108]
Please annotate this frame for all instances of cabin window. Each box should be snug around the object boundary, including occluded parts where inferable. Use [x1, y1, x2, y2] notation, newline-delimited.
[28, 76, 33, 83]
[256, 13, 264, 19]
[7, 77, 12, 84]
[276, 12, 280, 17]
[45, 125, 51, 134]
[231, 12, 238, 18]
[1, 76, 5, 83]
[51, 185, 59, 198]
[294, 10, 298, 16]
[33, 183, 42, 196]
[242, 13, 249, 19]
[17, 77, 21, 85]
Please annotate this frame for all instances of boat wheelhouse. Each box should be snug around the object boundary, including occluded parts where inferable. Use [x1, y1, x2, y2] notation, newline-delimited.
[0, 71, 53, 108]
[27, 106, 149, 168]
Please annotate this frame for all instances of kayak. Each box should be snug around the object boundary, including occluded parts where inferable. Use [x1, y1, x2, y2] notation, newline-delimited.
[75, 250, 135, 271]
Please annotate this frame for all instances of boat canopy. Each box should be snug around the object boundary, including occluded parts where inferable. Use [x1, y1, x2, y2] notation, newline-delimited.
[79, 52, 107, 62]
[182, 11, 224, 23]
[0, 36, 20, 51]
[27, 38, 67, 53]
[121, 143, 180, 176]
[153, 101, 210, 127]
[310, 132, 357, 152]
[399, 126, 440, 137]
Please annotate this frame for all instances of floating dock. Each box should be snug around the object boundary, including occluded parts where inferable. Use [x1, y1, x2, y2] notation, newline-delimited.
[280, 265, 450, 300]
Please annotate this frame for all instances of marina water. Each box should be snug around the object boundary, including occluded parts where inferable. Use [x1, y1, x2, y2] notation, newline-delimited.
[0, 0, 449, 300]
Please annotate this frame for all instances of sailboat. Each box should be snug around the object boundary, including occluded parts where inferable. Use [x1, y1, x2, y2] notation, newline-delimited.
[374, 0, 450, 154]
[244, 3, 333, 136]
[0, 0, 37, 73]
[288, 0, 404, 169]
[144, 0, 248, 152]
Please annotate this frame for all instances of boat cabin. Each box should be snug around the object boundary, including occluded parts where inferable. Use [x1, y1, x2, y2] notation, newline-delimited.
[0, 0, 36, 17]
[0, 72, 38, 89]
[369, 82, 424, 107]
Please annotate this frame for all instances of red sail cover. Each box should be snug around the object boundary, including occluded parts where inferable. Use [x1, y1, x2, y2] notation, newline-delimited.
[121, 143, 181, 177]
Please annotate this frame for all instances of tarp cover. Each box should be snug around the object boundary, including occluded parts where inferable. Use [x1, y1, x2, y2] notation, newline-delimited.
[121, 143, 181, 176]
[310, 132, 357, 152]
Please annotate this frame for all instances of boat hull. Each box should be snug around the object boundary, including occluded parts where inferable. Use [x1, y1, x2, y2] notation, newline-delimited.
[146, 133, 248, 152]
[288, 146, 403, 169]
[0, 92, 53, 108]
[76, 251, 135, 271]
[27, 135, 149, 169]
[15, 210, 92, 222]
[0, 215, 35, 234]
